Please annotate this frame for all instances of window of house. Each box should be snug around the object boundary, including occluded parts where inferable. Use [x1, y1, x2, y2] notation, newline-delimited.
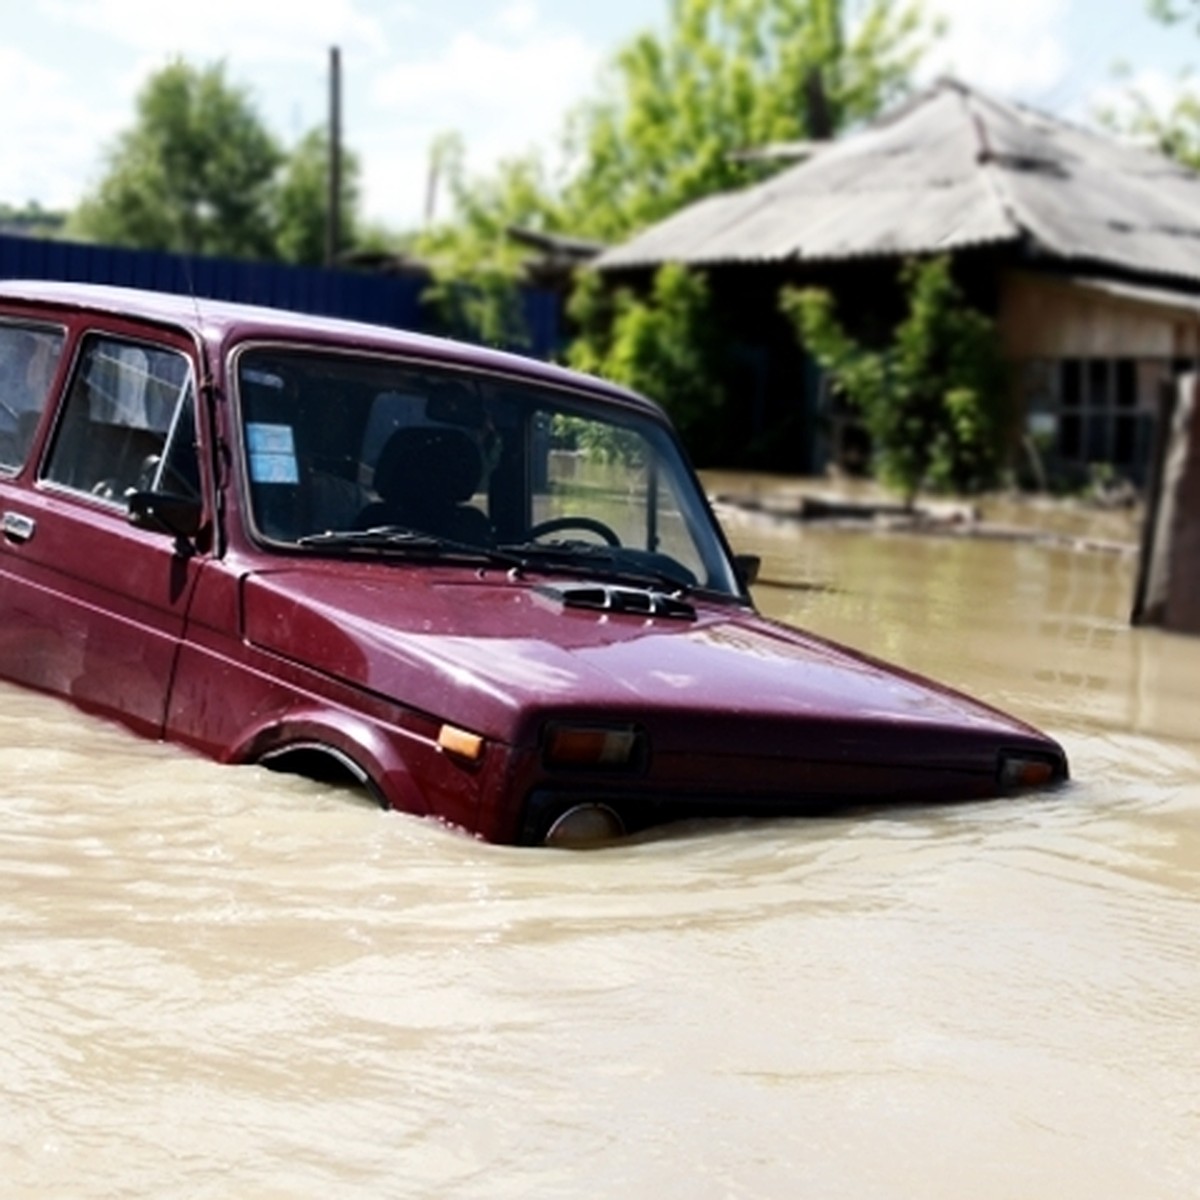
[1022, 357, 1160, 483]
[43, 335, 199, 505]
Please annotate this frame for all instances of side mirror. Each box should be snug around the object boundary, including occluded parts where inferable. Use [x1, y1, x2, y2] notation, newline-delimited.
[733, 553, 761, 588]
[127, 490, 204, 540]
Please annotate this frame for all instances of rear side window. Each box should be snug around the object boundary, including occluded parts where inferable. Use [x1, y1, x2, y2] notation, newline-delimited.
[0, 323, 65, 470]
[43, 335, 199, 505]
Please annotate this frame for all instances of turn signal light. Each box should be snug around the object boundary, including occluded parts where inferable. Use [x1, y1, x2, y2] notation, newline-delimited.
[438, 723, 484, 762]
[543, 723, 644, 770]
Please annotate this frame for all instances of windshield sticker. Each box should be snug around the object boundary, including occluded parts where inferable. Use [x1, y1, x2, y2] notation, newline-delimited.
[246, 422, 299, 484]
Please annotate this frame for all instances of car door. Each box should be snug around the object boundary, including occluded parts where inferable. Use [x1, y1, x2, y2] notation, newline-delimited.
[0, 324, 210, 738]
[0, 316, 69, 689]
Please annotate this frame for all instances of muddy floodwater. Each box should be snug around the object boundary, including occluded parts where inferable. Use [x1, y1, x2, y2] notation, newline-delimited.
[2, 484, 1198, 1199]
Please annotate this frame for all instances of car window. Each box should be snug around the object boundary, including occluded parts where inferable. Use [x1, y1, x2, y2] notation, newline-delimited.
[534, 412, 708, 583]
[43, 335, 200, 505]
[234, 348, 741, 595]
[0, 323, 65, 470]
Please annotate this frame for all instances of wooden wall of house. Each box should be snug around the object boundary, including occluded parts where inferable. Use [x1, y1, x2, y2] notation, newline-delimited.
[996, 270, 1200, 485]
[998, 272, 1200, 359]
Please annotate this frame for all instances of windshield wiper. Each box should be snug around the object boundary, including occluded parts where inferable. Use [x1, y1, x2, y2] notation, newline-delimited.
[297, 526, 444, 552]
[296, 528, 693, 592]
[495, 540, 694, 594]
[297, 526, 527, 570]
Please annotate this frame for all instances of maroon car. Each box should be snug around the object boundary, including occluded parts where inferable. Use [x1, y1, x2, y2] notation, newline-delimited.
[0, 281, 1067, 845]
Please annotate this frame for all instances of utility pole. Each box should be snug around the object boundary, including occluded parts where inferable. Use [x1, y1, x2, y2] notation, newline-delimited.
[326, 45, 342, 268]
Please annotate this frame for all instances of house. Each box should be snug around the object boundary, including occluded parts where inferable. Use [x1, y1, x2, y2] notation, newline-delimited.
[594, 77, 1200, 483]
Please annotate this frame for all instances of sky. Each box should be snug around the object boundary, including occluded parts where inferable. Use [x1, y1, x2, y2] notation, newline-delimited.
[1, 0, 1195, 233]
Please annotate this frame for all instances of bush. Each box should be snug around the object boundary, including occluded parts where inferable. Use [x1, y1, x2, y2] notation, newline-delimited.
[567, 265, 725, 459]
[781, 256, 1009, 504]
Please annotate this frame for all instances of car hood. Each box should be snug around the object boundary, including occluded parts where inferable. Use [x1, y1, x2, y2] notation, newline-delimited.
[239, 563, 1052, 764]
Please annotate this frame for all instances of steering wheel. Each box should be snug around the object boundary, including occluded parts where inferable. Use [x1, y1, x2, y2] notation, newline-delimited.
[527, 516, 621, 546]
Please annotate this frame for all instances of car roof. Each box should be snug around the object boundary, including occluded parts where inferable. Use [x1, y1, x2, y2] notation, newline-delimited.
[0, 279, 659, 415]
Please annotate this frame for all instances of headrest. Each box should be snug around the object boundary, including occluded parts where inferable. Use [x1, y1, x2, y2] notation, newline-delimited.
[375, 425, 482, 506]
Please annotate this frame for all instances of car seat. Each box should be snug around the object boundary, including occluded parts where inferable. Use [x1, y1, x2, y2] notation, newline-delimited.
[358, 425, 492, 545]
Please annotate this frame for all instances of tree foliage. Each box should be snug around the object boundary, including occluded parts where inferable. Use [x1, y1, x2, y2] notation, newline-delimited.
[417, 134, 560, 347]
[1147, 0, 1200, 27]
[274, 126, 362, 266]
[421, 0, 939, 362]
[558, 0, 938, 241]
[568, 265, 724, 457]
[0, 201, 66, 237]
[1097, 64, 1200, 169]
[1096, 3, 1200, 167]
[425, 0, 938, 256]
[71, 60, 367, 265]
[781, 258, 1008, 503]
[72, 61, 283, 258]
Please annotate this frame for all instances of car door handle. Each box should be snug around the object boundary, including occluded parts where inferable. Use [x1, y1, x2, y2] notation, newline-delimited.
[2, 511, 36, 543]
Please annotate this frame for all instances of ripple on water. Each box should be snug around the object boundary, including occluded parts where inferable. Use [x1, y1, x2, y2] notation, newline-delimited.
[2, 517, 1200, 1198]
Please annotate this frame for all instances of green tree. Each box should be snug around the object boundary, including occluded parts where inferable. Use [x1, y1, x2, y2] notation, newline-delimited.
[568, 264, 724, 456]
[1147, 0, 1199, 27]
[1097, 3, 1200, 167]
[72, 60, 282, 258]
[274, 127, 362, 265]
[560, 0, 938, 241]
[417, 134, 561, 347]
[1097, 64, 1200, 169]
[0, 200, 66, 236]
[418, 0, 939, 344]
[781, 258, 1008, 504]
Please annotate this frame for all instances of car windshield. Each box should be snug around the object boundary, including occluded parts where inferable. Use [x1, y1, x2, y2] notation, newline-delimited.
[234, 348, 742, 597]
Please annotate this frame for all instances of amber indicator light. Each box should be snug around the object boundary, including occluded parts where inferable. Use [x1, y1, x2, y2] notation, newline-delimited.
[438, 724, 484, 761]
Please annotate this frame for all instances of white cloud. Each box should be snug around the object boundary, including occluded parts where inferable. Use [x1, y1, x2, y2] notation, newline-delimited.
[364, 22, 601, 226]
[497, 1, 540, 34]
[11, 0, 601, 227]
[0, 44, 123, 207]
[923, 0, 1071, 98]
[372, 27, 597, 113]
[1092, 65, 1193, 112]
[41, 0, 396, 64]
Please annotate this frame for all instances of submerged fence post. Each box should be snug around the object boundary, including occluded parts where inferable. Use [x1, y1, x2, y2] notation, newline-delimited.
[1132, 373, 1200, 635]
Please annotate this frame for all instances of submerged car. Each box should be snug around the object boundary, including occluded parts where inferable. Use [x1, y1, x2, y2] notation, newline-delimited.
[0, 281, 1067, 845]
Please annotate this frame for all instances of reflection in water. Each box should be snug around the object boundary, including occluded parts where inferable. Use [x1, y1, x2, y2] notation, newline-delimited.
[2, 500, 1199, 1198]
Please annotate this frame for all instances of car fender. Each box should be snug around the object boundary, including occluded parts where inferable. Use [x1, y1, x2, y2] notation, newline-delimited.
[227, 706, 428, 815]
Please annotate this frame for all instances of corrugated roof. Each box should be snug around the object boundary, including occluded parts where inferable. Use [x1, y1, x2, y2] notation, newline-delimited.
[595, 78, 1200, 285]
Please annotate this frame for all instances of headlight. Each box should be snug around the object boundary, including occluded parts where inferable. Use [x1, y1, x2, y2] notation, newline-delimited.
[542, 723, 646, 770]
[544, 802, 626, 848]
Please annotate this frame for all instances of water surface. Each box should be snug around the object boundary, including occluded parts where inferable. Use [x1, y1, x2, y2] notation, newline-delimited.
[2, 492, 1197, 1198]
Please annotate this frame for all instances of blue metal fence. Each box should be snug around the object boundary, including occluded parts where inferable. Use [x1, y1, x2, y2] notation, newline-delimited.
[0, 234, 563, 359]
